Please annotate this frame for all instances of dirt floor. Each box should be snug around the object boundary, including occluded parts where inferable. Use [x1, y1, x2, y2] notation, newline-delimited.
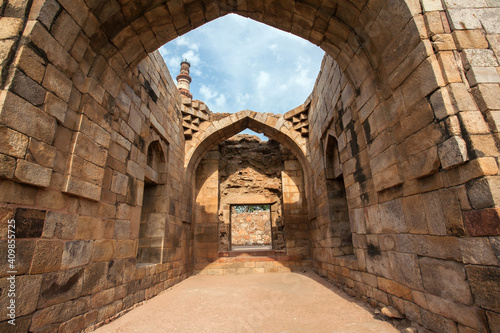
[92, 271, 400, 333]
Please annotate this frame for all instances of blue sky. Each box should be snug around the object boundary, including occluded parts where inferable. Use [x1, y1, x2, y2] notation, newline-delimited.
[160, 14, 324, 114]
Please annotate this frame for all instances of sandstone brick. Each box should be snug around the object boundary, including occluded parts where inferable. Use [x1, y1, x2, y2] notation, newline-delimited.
[14, 159, 52, 187]
[82, 262, 108, 295]
[0, 125, 28, 159]
[10, 69, 46, 106]
[0, 239, 35, 277]
[92, 240, 115, 262]
[0, 153, 15, 178]
[30, 240, 64, 274]
[28, 138, 56, 168]
[466, 265, 500, 312]
[0, 275, 42, 321]
[73, 132, 108, 167]
[43, 211, 78, 239]
[30, 294, 89, 330]
[114, 219, 131, 239]
[438, 136, 468, 170]
[464, 208, 500, 236]
[0, 17, 24, 39]
[64, 176, 102, 201]
[0, 90, 57, 144]
[426, 293, 483, 331]
[452, 30, 489, 50]
[459, 237, 498, 265]
[62, 240, 92, 269]
[111, 172, 129, 196]
[466, 176, 500, 210]
[31, 0, 60, 27]
[419, 257, 472, 305]
[44, 92, 67, 122]
[467, 67, 500, 86]
[52, 10, 80, 51]
[15, 207, 46, 238]
[0, 180, 37, 205]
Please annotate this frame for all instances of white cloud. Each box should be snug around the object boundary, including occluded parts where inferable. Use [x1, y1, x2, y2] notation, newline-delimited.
[256, 71, 270, 90]
[200, 84, 218, 101]
[215, 94, 227, 108]
[181, 50, 200, 66]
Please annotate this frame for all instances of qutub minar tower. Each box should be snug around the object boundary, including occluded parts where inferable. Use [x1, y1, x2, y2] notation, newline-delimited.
[176, 59, 193, 98]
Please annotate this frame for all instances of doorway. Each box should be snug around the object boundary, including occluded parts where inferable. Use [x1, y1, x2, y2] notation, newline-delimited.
[230, 205, 272, 251]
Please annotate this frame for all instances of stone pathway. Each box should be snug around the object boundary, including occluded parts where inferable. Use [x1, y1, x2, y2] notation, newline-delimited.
[93, 271, 399, 333]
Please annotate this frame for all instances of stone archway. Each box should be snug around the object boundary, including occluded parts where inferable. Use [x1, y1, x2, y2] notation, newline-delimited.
[184, 109, 316, 219]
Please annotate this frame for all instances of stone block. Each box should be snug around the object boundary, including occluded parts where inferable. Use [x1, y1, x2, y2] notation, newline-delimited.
[379, 199, 407, 233]
[0, 90, 57, 144]
[82, 262, 108, 295]
[62, 240, 92, 269]
[0, 275, 42, 321]
[0, 239, 35, 276]
[92, 240, 115, 262]
[419, 257, 472, 305]
[73, 132, 108, 167]
[466, 265, 500, 312]
[459, 111, 491, 134]
[438, 136, 468, 170]
[30, 240, 64, 274]
[377, 276, 412, 299]
[28, 138, 56, 168]
[0, 17, 23, 39]
[42, 64, 73, 102]
[64, 176, 102, 201]
[421, 0, 443, 12]
[51, 10, 80, 51]
[466, 176, 500, 210]
[421, 308, 458, 332]
[472, 83, 500, 113]
[30, 294, 89, 330]
[373, 164, 403, 192]
[37, 266, 84, 309]
[0, 153, 15, 178]
[464, 208, 500, 236]
[408, 146, 440, 179]
[409, 235, 461, 260]
[14, 159, 52, 187]
[421, 191, 447, 235]
[91, 288, 115, 309]
[10, 69, 46, 106]
[388, 251, 423, 290]
[15, 208, 46, 238]
[44, 92, 67, 122]
[114, 219, 130, 239]
[462, 49, 498, 71]
[43, 211, 78, 239]
[459, 237, 498, 265]
[467, 67, 500, 86]
[426, 293, 483, 331]
[452, 30, 489, 50]
[0, 125, 28, 159]
[111, 172, 128, 196]
[402, 195, 428, 234]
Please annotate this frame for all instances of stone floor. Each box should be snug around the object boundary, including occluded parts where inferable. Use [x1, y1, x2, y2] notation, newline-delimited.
[93, 271, 399, 333]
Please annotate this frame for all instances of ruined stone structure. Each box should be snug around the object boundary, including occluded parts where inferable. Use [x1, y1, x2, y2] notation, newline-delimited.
[0, 0, 500, 332]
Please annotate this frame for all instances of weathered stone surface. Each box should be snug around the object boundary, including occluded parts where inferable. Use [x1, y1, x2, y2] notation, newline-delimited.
[0, 153, 15, 178]
[37, 267, 84, 309]
[0, 125, 28, 158]
[62, 240, 92, 269]
[438, 136, 468, 170]
[92, 240, 115, 262]
[14, 159, 52, 187]
[43, 211, 78, 239]
[464, 208, 500, 236]
[30, 296, 89, 331]
[15, 208, 46, 238]
[459, 237, 498, 265]
[0, 239, 35, 276]
[0, 91, 57, 144]
[388, 252, 423, 290]
[419, 257, 472, 305]
[466, 176, 500, 210]
[0, 275, 42, 320]
[30, 240, 64, 274]
[466, 265, 500, 312]
[82, 262, 108, 295]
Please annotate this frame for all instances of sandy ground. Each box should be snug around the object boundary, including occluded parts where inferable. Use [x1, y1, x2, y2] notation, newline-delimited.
[93, 271, 399, 333]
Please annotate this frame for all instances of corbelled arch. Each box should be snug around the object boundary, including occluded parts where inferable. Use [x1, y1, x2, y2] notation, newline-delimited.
[184, 110, 316, 218]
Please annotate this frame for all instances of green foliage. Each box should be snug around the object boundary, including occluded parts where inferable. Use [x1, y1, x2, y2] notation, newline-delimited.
[232, 205, 270, 214]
